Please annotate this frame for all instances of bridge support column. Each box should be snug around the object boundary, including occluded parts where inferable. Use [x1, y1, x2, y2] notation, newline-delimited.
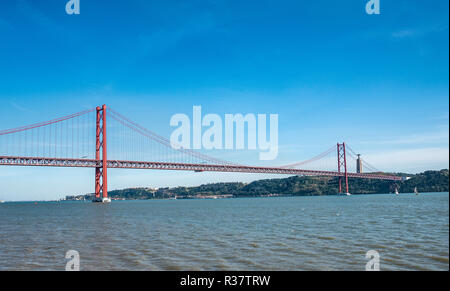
[93, 105, 110, 203]
[337, 142, 349, 194]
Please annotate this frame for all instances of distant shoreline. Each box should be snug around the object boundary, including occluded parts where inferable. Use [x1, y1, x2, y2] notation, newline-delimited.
[2, 191, 450, 203]
[2, 170, 446, 203]
[63, 169, 449, 202]
[78, 191, 450, 201]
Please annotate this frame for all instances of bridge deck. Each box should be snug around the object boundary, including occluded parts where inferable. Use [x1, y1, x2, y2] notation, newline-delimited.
[0, 156, 403, 181]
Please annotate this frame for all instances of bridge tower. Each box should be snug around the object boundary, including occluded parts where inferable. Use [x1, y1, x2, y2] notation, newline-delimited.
[337, 143, 349, 194]
[93, 105, 110, 203]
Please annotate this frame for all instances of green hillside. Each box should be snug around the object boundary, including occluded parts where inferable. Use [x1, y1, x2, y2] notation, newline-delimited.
[66, 169, 449, 200]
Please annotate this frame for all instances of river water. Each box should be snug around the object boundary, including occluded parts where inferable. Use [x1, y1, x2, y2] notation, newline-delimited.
[0, 193, 448, 271]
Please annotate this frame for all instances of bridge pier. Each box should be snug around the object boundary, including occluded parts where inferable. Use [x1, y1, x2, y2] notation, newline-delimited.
[93, 105, 110, 203]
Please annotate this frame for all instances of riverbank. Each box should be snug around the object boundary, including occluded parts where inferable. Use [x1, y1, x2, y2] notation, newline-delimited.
[64, 169, 449, 201]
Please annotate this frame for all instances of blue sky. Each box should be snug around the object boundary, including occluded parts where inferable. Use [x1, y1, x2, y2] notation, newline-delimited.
[0, 0, 448, 201]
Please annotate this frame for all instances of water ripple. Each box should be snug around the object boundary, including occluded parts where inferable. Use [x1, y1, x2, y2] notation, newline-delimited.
[0, 193, 448, 270]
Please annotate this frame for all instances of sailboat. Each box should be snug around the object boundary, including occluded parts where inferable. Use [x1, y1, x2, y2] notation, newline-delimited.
[414, 187, 419, 195]
[395, 188, 399, 195]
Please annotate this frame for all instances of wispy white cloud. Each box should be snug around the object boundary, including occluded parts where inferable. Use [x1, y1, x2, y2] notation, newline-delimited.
[430, 114, 449, 121]
[9, 101, 33, 113]
[364, 147, 449, 173]
[392, 29, 418, 39]
[137, 13, 217, 58]
[391, 23, 448, 39]
[362, 130, 449, 146]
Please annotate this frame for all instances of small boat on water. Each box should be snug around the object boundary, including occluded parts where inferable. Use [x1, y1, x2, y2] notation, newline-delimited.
[414, 187, 419, 195]
[395, 188, 399, 195]
[346, 193, 352, 196]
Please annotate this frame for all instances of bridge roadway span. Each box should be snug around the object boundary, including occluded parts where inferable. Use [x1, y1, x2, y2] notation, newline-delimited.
[0, 156, 403, 181]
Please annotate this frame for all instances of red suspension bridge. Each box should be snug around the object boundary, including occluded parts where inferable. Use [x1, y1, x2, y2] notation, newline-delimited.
[0, 105, 403, 202]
